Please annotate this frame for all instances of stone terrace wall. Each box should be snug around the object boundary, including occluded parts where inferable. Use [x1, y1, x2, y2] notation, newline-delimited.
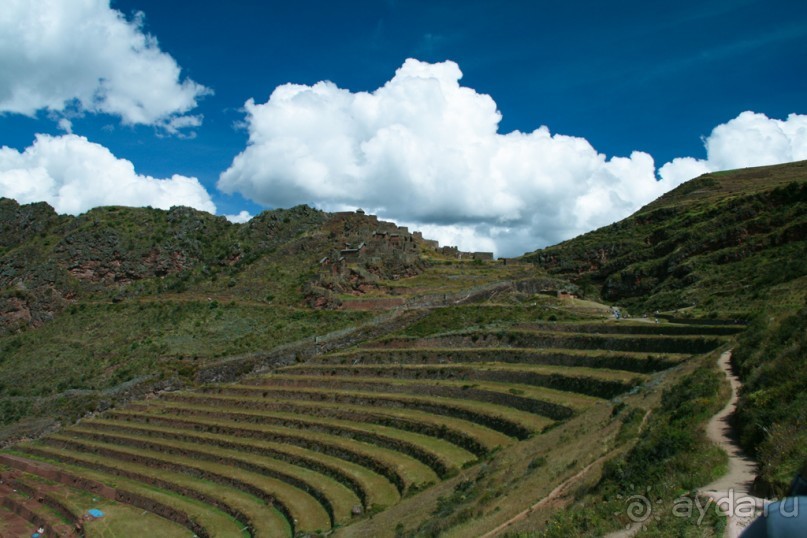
[196, 280, 516, 383]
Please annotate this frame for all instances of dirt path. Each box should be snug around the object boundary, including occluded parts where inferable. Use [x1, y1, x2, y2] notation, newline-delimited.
[483, 351, 764, 538]
[703, 351, 758, 492]
[479, 454, 612, 538]
[603, 350, 764, 538]
[482, 411, 653, 538]
[698, 350, 765, 538]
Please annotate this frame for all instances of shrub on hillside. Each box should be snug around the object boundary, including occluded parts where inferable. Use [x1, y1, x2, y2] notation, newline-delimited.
[734, 305, 807, 496]
[531, 360, 728, 537]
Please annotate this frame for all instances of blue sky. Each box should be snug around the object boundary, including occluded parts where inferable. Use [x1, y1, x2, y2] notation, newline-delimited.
[1, 0, 806, 256]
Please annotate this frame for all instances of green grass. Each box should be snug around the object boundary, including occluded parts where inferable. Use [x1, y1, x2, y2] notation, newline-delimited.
[37, 483, 191, 538]
[78, 416, 400, 510]
[11, 470, 194, 538]
[272, 362, 643, 401]
[149, 393, 477, 476]
[17, 442, 295, 537]
[0, 301, 370, 397]
[396, 303, 581, 338]
[45, 433, 332, 533]
[733, 304, 807, 495]
[63, 425, 358, 526]
[372, 329, 726, 355]
[0, 483, 77, 535]
[277, 362, 644, 387]
[2, 450, 250, 537]
[253, 373, 591, 421]
[261, 370, 599, 416]
[0, 299, 372, 441]
[372, 263, 532, 294]
[523, 162, 807, 315]
[512, 320, 745, 336]
[189, 385, 552, 438]
[522, 358, 730, 537]
[81, 502, 191, 538]
[292, 373, 599, 412]
[106, 407, 439, 493]
[114, 396, 512, 457]
[323, 346, 689, 373]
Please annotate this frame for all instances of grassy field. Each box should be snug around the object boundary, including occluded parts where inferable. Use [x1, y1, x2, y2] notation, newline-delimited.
[3, 305, 735, 537]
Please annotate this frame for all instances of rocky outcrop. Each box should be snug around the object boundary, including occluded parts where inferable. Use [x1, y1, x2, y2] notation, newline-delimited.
[0, 200, 310, 333]
[0, 199, 441, 332]
[308, 210, 431, 308]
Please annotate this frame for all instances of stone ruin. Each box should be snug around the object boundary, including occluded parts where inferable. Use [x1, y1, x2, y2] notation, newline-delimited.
[307, 209, 498, 308]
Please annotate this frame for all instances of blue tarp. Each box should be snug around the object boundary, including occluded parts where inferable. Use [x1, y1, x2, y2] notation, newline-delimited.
[87, 508, 105, 518]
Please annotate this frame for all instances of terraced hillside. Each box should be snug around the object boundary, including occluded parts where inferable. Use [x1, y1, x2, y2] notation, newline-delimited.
[0, 299, 735, 537]
[1, 162, 802, 537]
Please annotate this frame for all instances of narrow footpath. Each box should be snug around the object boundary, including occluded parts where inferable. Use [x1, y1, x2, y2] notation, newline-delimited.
[698, 350, 765, 538]
[484, 350, 765, 538]
[479, 453, 615, 538]
[482, 409, 651, 538]
[602, 350, 764, 538]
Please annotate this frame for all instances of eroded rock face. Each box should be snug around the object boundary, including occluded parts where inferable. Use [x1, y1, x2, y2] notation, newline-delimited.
[0, 283, 68, 335]
[0, 201, 71, 334]
[0, 296, 32, 328]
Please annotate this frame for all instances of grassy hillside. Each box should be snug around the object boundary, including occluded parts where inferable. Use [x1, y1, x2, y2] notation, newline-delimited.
[2, 292, 731, 538]
[523, 160, 807, 316]
[0, 160, 804, 537]
[2, 201, 496, 441]
[0, 192, 735, 537]
[733, 305, 807, 496]
[523, 160, 807, 526]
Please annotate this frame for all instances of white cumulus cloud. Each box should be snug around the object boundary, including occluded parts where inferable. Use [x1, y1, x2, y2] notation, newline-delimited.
[660, 111, 807, 183]
[219, 60, 807, 257]
[218, 59, 683, 256]
[0, 134, 216, 215]
[0, 0, 210, 133]
[224, 210, 253, 224]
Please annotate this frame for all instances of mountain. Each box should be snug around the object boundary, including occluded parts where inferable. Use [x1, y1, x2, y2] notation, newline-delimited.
[0, 201, 446, 439]
[0, 160, 804, 537]
[524, 159, 807, 497]
[523, 160, 807, 317]
[0, 199, 447, 329]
